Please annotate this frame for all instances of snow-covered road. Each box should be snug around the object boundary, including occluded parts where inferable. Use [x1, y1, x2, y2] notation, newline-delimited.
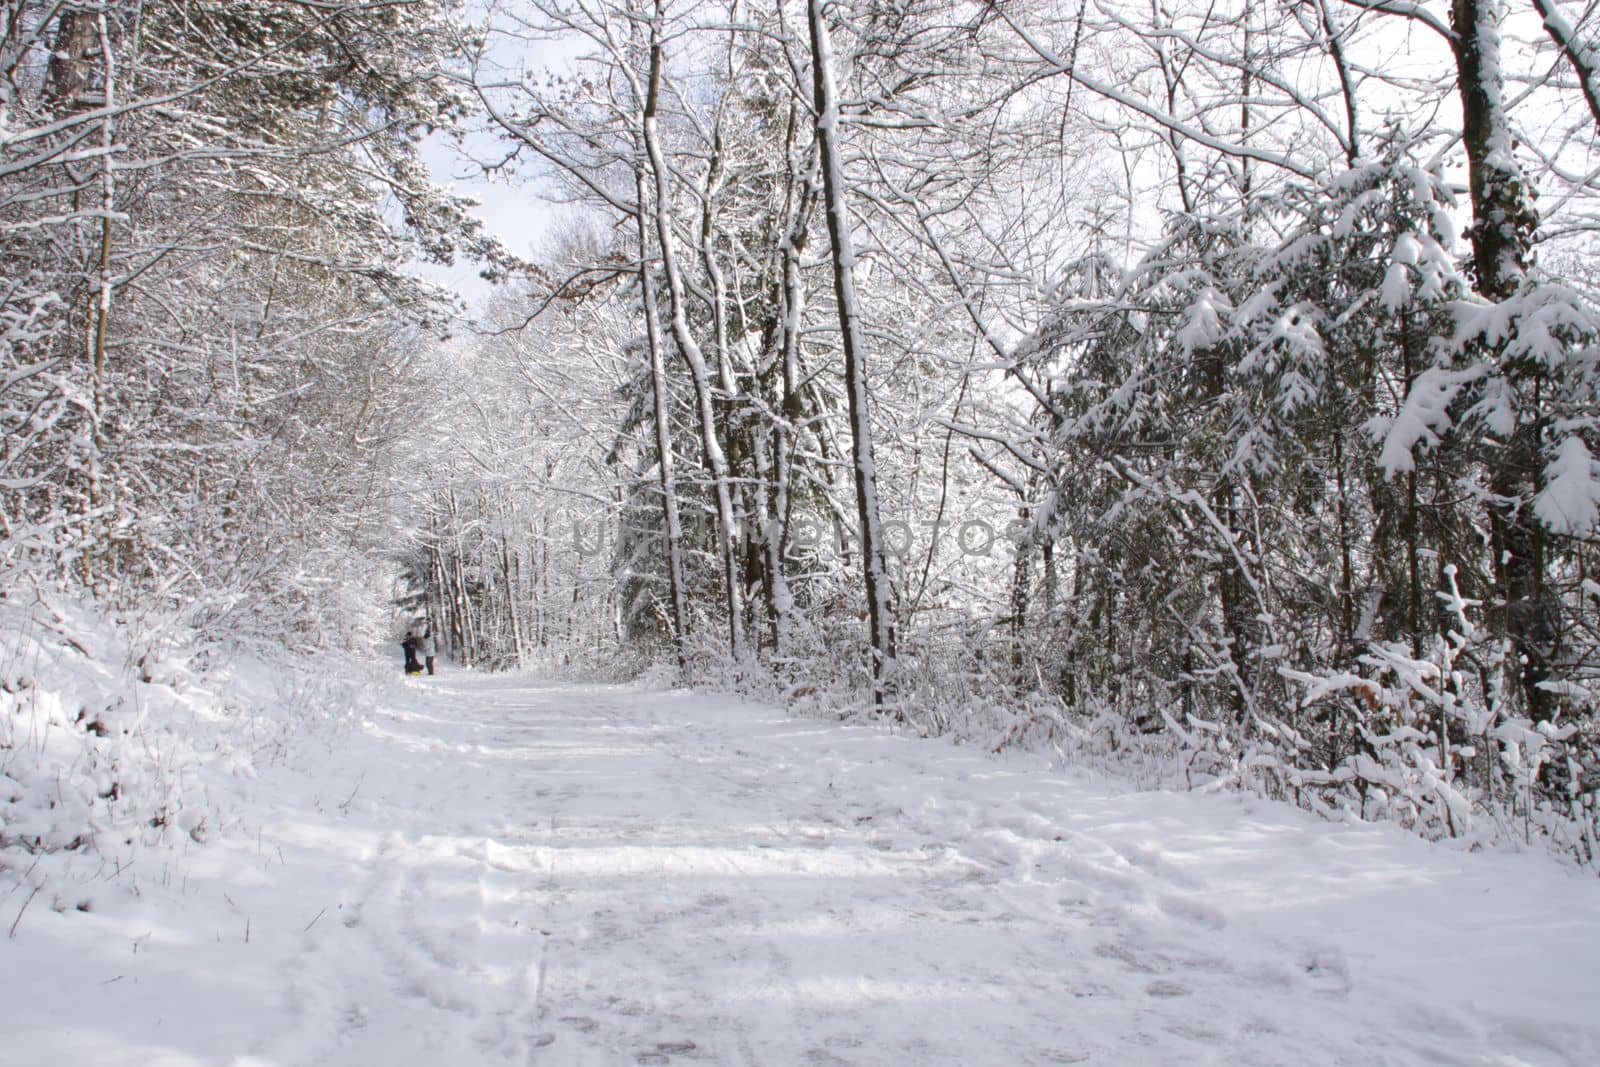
[8, 671, 1599, 1066]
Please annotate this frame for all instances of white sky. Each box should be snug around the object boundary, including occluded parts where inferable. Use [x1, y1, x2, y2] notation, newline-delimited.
[410, 128, 555, 311]
[408, 6, 583, 310]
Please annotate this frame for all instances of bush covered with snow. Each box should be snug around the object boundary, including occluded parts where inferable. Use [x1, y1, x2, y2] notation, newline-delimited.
[674, 590, 1599, 872]
[0, 585, 392, 916]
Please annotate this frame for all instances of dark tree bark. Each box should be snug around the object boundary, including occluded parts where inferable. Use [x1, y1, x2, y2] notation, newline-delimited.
[1451, 0, 1553, 721]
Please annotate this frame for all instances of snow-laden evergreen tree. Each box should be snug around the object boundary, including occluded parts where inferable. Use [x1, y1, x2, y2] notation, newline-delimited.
[2, 0, 514, 637]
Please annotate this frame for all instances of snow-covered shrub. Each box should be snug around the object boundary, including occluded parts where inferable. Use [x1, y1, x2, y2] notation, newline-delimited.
[1269, 567, 1599, 864]
[2, 592, 213, 864]
[0, 584, 390, 914]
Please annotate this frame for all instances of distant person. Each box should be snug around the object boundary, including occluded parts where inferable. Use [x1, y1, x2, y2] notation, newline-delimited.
[422, 631, 437, 676]
[402, 631, 423, 676]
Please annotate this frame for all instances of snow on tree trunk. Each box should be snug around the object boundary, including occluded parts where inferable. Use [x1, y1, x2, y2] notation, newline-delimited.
[1451, 0, 1554, 722]
[1531, 0, 1600, 128]
[633, 165, 691, 672]
[642, 14, 745, 661]
[807, 0, 897, 708]
[765, 151, 815, 655]
[85, 6, 115, 589]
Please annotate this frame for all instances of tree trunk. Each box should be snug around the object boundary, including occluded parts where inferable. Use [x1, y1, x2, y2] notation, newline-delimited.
[807, 0, 897, 708]
[761, 135, 815, 654]
[633, 165, 690, 672]
[1452, 0, 1552, 721]
[641, 17, 745, 660]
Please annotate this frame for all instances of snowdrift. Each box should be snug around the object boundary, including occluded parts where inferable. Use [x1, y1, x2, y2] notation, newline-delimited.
[0, 587, 389, 918]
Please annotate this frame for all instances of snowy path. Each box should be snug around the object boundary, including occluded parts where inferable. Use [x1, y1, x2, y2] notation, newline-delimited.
[7, 672, 1599, 1066]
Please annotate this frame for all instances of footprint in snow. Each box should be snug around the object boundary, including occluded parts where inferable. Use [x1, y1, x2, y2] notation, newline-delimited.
[1156, 892, 1227, 930]
[1145, 978, 1192, 998]
[1298, 944, 1352, 997]
[1094, 940, 1163, 974]
[656, 1040, 697, 1054]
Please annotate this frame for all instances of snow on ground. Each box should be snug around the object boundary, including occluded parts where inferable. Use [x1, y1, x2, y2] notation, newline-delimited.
[5, 663, 1599, 1067]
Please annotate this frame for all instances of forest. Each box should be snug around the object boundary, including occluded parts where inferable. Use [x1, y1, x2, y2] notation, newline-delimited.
[3, 0, 1598, 865]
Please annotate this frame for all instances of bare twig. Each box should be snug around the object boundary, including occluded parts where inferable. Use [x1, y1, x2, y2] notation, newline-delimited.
[8, 885, 41, 939]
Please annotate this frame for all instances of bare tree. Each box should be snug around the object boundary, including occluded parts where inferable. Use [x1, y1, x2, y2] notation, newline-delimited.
[806, 0, 898, 706]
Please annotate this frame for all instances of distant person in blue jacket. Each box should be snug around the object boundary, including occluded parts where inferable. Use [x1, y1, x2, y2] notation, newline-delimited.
[402, 631, 423, 676]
